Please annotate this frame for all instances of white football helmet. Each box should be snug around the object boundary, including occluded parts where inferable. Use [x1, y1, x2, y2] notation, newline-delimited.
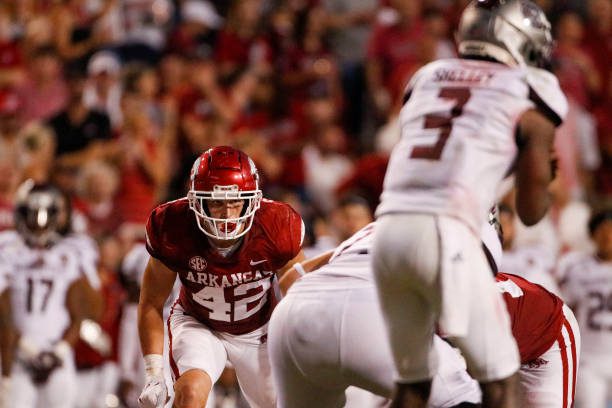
[457, 0, 554, 68]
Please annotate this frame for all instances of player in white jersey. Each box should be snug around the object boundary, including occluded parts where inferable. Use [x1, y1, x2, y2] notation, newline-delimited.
[371, 1, 568, 407]
[0, 182, 99, 408]
[268, 223, 482, 408]
[557, 209, 612, 408]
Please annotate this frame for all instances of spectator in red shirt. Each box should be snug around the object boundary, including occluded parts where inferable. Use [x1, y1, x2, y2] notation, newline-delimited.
[553, 11, 601, 108]
[113, 91, 170, 225]
[73, 160, 121, 239]
[583, 0, 611, 105]
[17, 46, 68, 123]
[214, 0, 272, 77]
[0, 28, 24, 88]
[335, 153, 389, 212]
[281, 6, 342, 119]
[365, 0, 424, 117]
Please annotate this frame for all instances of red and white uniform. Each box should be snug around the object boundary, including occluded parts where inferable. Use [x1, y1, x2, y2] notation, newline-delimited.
[146, 197, 303, 408]
[269, 223, 482, 408]
[373, 59, 566, 383]
[496, 273, 580, 408]
[557, 252, 612, 408]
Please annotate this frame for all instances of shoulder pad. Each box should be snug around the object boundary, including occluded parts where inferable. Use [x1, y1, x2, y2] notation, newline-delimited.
[525, 67, 568, 127]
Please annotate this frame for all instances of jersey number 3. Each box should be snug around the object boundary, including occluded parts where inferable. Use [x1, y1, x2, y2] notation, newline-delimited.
[410, 87, 471, 160]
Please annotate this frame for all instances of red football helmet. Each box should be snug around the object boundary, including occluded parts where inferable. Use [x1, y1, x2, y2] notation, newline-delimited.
[187, 146, 262, 240]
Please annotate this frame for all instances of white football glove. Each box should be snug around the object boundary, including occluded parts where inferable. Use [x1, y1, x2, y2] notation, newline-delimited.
[138, 354, 168, 408]
[138, 375, 168, 408]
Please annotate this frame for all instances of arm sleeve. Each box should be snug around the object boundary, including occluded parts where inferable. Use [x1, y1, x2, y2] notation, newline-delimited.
[526, 67, 568, 127]
[68, 235, 101, 290]
[145, 207, 165, 262]
[282, 207, 305, 261]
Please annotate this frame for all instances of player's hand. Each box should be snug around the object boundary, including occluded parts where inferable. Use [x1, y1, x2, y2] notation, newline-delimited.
[26, 351, 63, 385]
[16, 336, 39, 364]
[138, 374, 168, 408]
[139, 354, 167, 408]
[26, 340, 71, 385]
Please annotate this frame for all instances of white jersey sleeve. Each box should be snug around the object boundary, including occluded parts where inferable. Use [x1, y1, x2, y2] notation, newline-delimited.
[525, 66, 568, 126]
[59, 233, 101, 289]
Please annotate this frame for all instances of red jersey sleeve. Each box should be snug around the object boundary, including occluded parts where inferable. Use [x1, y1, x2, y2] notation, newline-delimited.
[279, 203, 304, 262]
[257, 200, 304, 269]
[145, 203, 172, 266]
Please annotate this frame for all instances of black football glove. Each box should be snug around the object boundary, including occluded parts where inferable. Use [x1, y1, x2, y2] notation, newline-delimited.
[26, 351, 63, 385]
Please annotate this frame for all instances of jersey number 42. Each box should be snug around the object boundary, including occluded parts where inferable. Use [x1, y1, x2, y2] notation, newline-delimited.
[192, 279, 271, 322]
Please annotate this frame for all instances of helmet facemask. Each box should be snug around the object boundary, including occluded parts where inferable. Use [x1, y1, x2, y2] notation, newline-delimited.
[188, 184, 262, 240]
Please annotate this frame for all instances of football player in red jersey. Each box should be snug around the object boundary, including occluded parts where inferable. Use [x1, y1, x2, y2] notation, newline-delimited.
[138, 146, 305, 408]
[482, 215, 580, 408]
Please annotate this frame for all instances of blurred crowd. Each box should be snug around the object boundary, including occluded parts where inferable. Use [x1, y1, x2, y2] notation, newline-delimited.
[0, 0, 609, 406]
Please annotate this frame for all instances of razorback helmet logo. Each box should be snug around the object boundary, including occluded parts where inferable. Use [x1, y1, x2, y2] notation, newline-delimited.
[187, 146, 263, 240]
